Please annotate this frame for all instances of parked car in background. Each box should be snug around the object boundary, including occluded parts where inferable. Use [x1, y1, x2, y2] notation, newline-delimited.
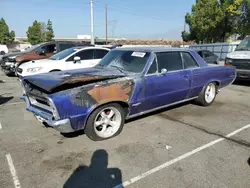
[0, 41, 91, 76]
[16, 46, 110, 77]
[19, 47, 236, 141]
[0, 44, 8, 55]
[225, 36, 250, 80]
[196, 49, 219, 64]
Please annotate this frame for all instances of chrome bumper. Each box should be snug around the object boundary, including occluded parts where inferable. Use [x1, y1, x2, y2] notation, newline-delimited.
[21, 95, 74, 133]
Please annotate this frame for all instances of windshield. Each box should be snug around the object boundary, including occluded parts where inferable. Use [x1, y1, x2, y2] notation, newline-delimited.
[49, 47, 77, 60]
[96, 50, 151, 73]
[235, 37, 250, 51]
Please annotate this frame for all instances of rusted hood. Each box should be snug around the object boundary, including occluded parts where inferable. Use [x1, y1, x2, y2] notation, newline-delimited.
[22, 67, 126, 93]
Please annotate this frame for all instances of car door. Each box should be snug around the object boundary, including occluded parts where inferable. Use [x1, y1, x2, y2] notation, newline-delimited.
[66, 49, 95, 70]
[140, 51, 191, 111]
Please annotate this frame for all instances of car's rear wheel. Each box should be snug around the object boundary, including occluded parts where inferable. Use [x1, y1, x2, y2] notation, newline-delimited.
[195, 82, 217, 106]
[85, 103, 125, 141]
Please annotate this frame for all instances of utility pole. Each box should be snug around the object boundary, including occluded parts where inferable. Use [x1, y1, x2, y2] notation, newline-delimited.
[90, 0, 94, 45]
[105, 4, 108, 45]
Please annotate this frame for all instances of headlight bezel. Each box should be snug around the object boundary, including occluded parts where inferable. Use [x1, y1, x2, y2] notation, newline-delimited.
[225, 58, 233, 65]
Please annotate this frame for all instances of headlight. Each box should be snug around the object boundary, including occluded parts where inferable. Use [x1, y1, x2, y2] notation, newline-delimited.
[9, 56, 17, 59]
[27, 67, 42, 73]
[225, 58, 233, 65]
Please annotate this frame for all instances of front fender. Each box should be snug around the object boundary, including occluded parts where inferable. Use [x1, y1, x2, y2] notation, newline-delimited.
[50, 78, 135, 130]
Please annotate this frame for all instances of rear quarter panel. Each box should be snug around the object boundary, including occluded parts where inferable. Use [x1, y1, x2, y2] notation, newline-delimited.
[188, 65, 236, 98]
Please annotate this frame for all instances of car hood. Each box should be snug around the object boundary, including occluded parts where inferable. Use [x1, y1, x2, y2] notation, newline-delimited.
[22, 67, 127, 93]
[19, 59, 55, 69]
[227, 51, 250, 59]
[3, 51, 25, 58]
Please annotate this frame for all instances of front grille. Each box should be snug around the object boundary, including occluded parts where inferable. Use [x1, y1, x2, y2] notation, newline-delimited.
[231, 59, 250, 70]
[17, 67, 23, 73]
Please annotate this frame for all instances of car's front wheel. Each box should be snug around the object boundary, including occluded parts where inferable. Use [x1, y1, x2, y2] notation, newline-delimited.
[85, 103, 125, 141]
[196, 82, 217, 106]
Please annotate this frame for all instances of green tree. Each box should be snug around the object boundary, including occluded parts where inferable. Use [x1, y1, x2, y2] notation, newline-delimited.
[46, 19, 54, 41]
[236, 0, 250, 39]
[183, 0, 244, 43]
[26, 20, 43, 45]
[0, 18, 15, 44]
[9, 30, 15, 43]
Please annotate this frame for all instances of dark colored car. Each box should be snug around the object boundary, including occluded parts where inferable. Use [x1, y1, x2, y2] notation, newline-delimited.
[0, 41, 93, 76]
[196, 49, 219, 65]
[19, 47, 236, 141]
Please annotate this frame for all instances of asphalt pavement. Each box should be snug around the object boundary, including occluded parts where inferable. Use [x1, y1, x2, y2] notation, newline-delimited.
[0, 71, 250, 188]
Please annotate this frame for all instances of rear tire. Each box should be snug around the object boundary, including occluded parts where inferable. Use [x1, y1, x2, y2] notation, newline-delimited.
[0, 51, 5, 55]
[85, 103, 125, 141]
[195, 82, 217, 106]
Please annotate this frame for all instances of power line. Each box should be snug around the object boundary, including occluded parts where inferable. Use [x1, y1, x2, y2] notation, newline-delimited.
[94, 1, 168, 21]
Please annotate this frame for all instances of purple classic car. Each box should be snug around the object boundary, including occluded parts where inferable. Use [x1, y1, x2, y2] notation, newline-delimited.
[19, 47, 236, 141]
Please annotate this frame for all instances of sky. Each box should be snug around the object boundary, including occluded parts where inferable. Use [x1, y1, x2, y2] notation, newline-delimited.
[0, 0, 195, 40]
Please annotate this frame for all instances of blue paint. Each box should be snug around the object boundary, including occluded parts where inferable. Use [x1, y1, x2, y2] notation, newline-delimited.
[21, 48, 236, 132]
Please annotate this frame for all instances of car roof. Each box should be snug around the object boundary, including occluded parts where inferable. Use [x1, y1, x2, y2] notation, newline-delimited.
[112, 47, 193, 53]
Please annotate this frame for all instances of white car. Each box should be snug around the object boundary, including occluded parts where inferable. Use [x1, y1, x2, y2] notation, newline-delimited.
[0, 44, 8, 55]
[16, 46, 110, 77]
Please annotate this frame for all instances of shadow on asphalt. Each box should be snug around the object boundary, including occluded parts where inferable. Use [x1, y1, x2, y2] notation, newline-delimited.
[233, 80, 250, 87]
[0, 96, 13, 105]
[63, 149, 123, 188]
[248, 157, 250, 166]
[60, 130, 85, 138]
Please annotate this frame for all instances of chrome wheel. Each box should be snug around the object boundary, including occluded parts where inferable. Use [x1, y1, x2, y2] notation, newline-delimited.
[94, 107, 122, 138]
[205, 83, 216, 103]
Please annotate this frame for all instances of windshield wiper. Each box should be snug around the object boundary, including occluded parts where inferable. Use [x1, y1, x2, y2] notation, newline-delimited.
[110, 65, 126, 75]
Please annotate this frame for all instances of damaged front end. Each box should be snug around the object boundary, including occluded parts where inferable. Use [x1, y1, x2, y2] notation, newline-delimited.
[20, 68, 135, 133]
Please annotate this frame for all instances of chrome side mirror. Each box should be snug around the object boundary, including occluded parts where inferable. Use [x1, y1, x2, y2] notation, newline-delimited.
[160, 68, 167, 75]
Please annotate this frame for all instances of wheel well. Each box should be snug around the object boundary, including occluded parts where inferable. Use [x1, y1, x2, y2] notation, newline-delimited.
[94, 101, 129, 117]
[213, 81, 220, 87]
[84, 101, 130, 128]
[49, 69, 61, 72]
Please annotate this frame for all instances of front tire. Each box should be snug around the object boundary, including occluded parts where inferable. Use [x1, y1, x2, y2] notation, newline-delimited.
[85, 103, 125, 141]
[195, 82, 217, 106]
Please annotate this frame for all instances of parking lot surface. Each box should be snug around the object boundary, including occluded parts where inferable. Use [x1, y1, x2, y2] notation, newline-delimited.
[0, 71, 250, 188]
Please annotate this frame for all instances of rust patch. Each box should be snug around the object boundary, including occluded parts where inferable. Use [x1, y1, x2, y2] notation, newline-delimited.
[87, 81, 133, 104]
[62, 76, 107, 85]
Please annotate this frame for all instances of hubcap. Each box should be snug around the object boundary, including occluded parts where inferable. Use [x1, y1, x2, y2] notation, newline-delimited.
[205, 83, 216, 103]
[94, 107, 122, 138]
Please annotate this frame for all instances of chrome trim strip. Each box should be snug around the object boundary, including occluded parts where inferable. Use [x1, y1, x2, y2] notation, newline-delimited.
[126, 96, 198, 119]
[46, 97, 60, 120]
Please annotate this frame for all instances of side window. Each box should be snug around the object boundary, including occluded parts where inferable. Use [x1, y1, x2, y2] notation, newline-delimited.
[147, 59, 157, 74]
[41, 44, 56, 53]
[182, 52, 199, 69]
[95, 49, 109, 59]
[156, 52, 183, 72]
[60, 44, 75, 51]
[76, 49, 94, 60]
